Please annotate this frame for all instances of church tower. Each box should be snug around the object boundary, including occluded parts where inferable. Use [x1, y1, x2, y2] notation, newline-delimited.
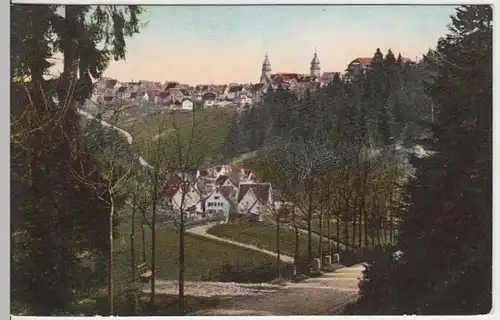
[310, 51, 321, 77]
[260, 53, 272, 84]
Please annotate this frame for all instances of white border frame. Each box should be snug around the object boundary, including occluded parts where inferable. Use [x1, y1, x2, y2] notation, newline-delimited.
[6, 1, 498, 320]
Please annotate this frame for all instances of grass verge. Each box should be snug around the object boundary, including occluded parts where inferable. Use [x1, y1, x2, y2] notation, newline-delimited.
[206, 220, 332, 260]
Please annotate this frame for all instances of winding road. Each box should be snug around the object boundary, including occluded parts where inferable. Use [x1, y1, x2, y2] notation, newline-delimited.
[190, 263, 365, 316]
[187, 223, 295, 263]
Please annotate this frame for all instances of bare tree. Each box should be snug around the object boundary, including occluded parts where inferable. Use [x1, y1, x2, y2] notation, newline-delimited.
[139, 108, 212, 315]
[137, 122, 178, 309]
[71, 111, 137, 315]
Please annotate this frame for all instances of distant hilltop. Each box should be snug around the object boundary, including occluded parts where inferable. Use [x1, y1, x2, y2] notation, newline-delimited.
[94, 51, 417, 110]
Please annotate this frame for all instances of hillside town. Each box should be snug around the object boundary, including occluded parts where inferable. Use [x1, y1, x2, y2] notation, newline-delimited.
[159, 164, 286, 223]
[92, 52, 416, 111]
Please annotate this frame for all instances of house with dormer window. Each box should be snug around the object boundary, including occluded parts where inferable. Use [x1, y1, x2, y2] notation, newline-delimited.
[203, 187, 231, 221]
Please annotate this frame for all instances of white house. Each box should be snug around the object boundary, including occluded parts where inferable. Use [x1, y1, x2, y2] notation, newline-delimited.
[181, 98, 194, 111]
[215, 175, 239, 201]
[214, 164, 232, 178]
[171, 183, 203, 217]
[142, 92, 150, 102]
[202, 92, 217, 108]
[194, 91, 203, 102]
[237, 183, 272, 219]
[239, 168, 257, 183]
[203, 187, 231, 221]
[238, 94, 253, 107]
[226, 85, 242, 100]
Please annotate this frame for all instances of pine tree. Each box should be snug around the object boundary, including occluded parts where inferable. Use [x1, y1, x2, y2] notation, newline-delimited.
[11, 4, 143, 315]
[352, 5, 492, 315]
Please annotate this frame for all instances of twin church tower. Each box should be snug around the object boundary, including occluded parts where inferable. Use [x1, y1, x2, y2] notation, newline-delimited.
[260, 51, 321, 84]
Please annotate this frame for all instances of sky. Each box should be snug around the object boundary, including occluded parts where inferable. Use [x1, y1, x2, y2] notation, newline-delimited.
[97, 5, 457, 85]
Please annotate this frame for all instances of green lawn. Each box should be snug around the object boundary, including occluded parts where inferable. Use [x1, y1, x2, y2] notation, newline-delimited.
[119, 107, 236, 166]
[112, 219, 276, 294]
[207, 220, 331, 260]
[308, 219, 396, 248]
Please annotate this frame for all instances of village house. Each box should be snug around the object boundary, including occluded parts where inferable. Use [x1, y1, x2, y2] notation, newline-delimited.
[194, 91, 203, 102]
[346, 56, 415, 77]
[181, 97, 194, 111]
[212, 164, 232, 178]
[236, 182, 273, 219]
[237, 93, 253, 107]
[170, 183, 203, 217]
[251, 83, 268, 104]
[226, 85, 243, 100]
[319, 72, 340, 85]
[203, 186, 231, 221]
[202, 92, 217, 108]
[345, 57, 373, 76]
[160, 169, 203, 212]
[215, 174, 239, 202]
[239, 168, 257, 183]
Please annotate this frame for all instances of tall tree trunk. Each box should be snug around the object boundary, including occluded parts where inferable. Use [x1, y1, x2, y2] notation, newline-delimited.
[318, 204, 323, 260]
[363, 169, 369, 249]
[351, 206, 357, 249]
[129, 199, 137, 314]
[336, 213, 341, 253]
[141, 222, 146, 263]
[342, 188, 350, 249]
[179, 207, 185, 315]
[150, 186, 157, 306]
[294, 225, 300, 263]
[343, 213, 350, 250]
[108, 189, 115, 315]
[292, 206, 300, 264]
[352, 185, 358, 249]
[307, 187, 313, 267]
[377, 218, 382, 246]
[381, 218, 387, 246]
[327, 216, 332, 255]
[358, 199, 363, 249]
[59, 6, 79, 149]
[276, 213, 281, 278]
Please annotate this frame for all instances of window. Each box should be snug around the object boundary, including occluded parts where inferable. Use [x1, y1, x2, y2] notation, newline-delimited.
[214, 196, 220, 200]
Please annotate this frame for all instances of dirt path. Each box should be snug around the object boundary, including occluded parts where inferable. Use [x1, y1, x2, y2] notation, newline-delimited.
[190, 263, 365, 315]
[186, 223, 294, 263]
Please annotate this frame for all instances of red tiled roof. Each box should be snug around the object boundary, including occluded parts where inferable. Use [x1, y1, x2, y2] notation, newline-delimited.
[162, 174, 183, 197]
[237, 183, 271, 204]
[202, 92, 216, 100]
[105, 79, 118, 88]
[215, 175, 229, 186]
[228, 171, 241, 185]
[352, 56, 413, 66]
[353, 57, 373, 64]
